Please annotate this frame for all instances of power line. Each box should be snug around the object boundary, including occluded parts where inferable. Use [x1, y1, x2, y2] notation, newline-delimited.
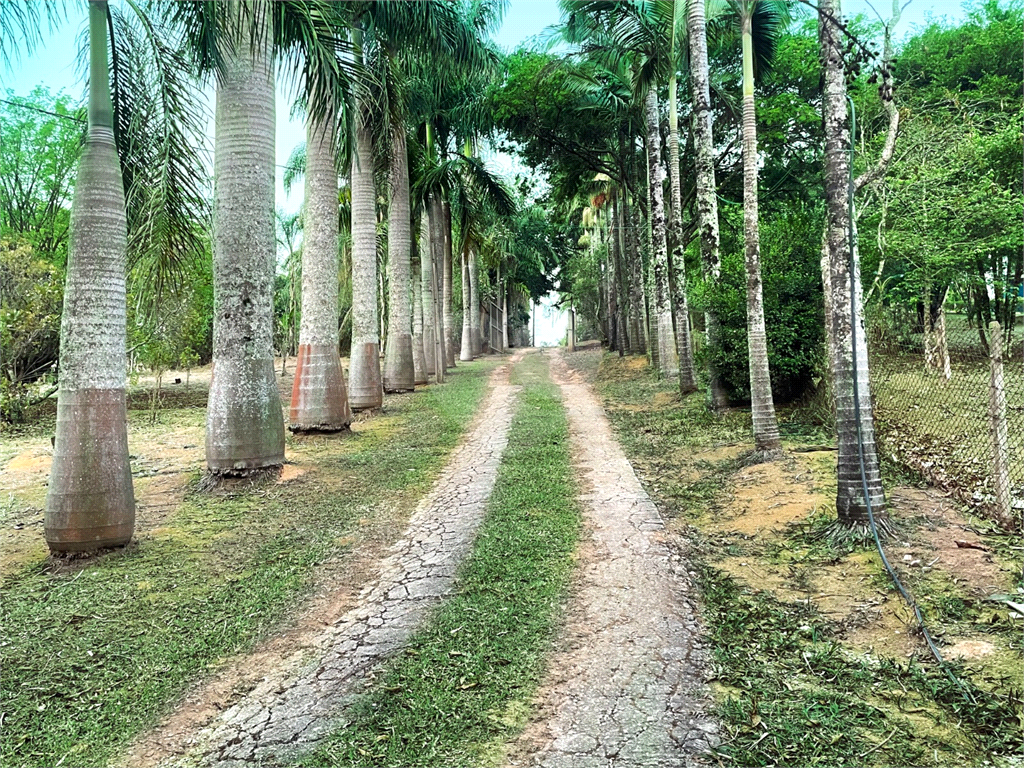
[0, 98, 85, 124]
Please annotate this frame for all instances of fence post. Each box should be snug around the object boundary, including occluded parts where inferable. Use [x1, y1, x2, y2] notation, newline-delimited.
[988, 321, 1011, 524]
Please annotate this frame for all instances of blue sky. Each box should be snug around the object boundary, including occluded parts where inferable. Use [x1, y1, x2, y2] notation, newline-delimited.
[4, 0, 970, 344]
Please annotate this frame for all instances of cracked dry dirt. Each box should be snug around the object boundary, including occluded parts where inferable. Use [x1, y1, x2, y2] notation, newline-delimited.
[125, 348, 714, 767]
[133, 353, 524, 767]
[506, 350, 716, 768]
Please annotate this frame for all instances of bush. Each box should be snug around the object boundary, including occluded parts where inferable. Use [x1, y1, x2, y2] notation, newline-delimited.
[704, 209, 825, 404]
[0, 239, 63, 422]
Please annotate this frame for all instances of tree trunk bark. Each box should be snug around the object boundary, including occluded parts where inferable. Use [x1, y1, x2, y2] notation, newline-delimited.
[347, 30, 382, 410]
[440, 197, 457, 367]
[469, 246, 481, 355]
[205, 0, 285, 475]
[741, 18, 782, 455]
[290, 101, 352, 432]
[625, 186, 648, 355]
[820, 0, 887, 524]
[429, 194, 448, 373]
[383, 122, 415, 392]
[411, 251, 428, 385]
[420, 208, 437, 377]
[460, 243, 474, 361]
[667, 72, 698, 393]
[645, 88, 678, 378]
[687, 0, 729, 409]
[46, 0, 135, 551]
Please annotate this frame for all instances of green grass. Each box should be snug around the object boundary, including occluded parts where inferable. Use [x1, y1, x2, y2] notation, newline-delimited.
[0, 360, 498, 768]
[299, 351, 581, 767]
[700, 567, 1021, 767]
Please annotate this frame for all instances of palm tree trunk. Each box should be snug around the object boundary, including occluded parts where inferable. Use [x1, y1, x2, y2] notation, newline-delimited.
[428, 193, 448, 372]
[688, 0, 730, 409]
[45, 0, 134, 551]
[460, 242, 474, 361]
[469, 246, 482, 355]
[645, 87, 679, 378]
[420, 209, 437, 377]
[206, 0, 285, 475]
[289, 102, 352, 432]
[442, 199, 457, 366]
[383, 122, 415, 392]
[347, 65, 383, 410]
[667, 71, 698, 393]
[431, 230, 446, 381]
[411, 252, 428, 385]
[742, 17, 782, 454]
[612, 191, 627, 356]
[820, 0, 887, 524]
[624, 186, 647, 355]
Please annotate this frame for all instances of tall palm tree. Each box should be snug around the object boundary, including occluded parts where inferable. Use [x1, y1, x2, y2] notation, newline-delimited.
[643, 85, 679, 377]
[420, 193, 438, 378]
[347, 25, 384, 409]
[687, 0, 730, 409]
[382, 115, 416, 392]
[735, 0, 785, 455]
[205, 1, 285, 473]
[819, 0, 887, 525]
[666, 0, 698, 392]
[289, 97, 353, 432]
[45, 0, 134, 551]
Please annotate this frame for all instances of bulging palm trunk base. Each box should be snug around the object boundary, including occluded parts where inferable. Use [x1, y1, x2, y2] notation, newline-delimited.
[206, 358, 285, 474]
[348, 342, 383, 411]
[289, 344, 352, 432]
[45, 389, 135, 552]
[384, 336, 415, 393]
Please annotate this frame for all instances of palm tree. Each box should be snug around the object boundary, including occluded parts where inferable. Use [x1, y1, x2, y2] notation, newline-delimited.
[205, 1, 285, 473]
[735, 0, 785, 455]
[382, 115, 416, 392]
[420, 193, 438, 378]
[819, 0, 887, 525]
[411, 234, 429, 385]
[687, 0, 730, 409]
[45, 0, 134, 551]
[289, 97, 353, 432]
[347, 25, 384, 410]
[665, 0, 698, 392]
[643, 85, 679, 377]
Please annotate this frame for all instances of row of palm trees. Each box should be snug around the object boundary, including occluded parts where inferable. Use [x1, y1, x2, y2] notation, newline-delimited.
[20, 0, 516, 552]
[557, 0, 892, 527]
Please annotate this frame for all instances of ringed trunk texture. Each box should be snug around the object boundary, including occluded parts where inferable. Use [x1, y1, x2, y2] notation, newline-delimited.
[420, 214, 437, 377]
[206, 2, 285, 474]
[348, 103, 383, 410]
[290, 104, 351, 432]
[383, 125, 415, 392]
[687, 0, 729, 409]
[645, 88, 678, 378]
[741, 22, 781, 454]
[45, 0, 134, 551]
[820, 0, 887, 524]
[429, 194, 449, 372]
[668, 74, 698, 392]
[460, 245, 474, 361]
[624, 189, 647, 355]
[441, 199, 457, 366]
[469, 247, 482, 356]
[411, 255, 428, 385]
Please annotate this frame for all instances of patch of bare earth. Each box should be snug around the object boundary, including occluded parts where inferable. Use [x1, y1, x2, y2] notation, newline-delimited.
[507, 350, 716, 768]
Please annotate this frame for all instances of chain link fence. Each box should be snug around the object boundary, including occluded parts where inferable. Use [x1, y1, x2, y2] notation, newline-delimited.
[867, 304, 1023, 524]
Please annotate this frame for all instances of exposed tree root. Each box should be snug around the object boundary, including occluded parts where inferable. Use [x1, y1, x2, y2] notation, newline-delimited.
[198, 465, 282, 492]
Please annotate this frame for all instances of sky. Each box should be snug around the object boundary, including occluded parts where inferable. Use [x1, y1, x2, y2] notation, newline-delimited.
[3, 0, 971, 345]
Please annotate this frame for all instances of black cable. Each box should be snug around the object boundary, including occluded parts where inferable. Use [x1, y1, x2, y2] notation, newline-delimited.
[1, 98, 85, 123]
[845, 94, 972, 701]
